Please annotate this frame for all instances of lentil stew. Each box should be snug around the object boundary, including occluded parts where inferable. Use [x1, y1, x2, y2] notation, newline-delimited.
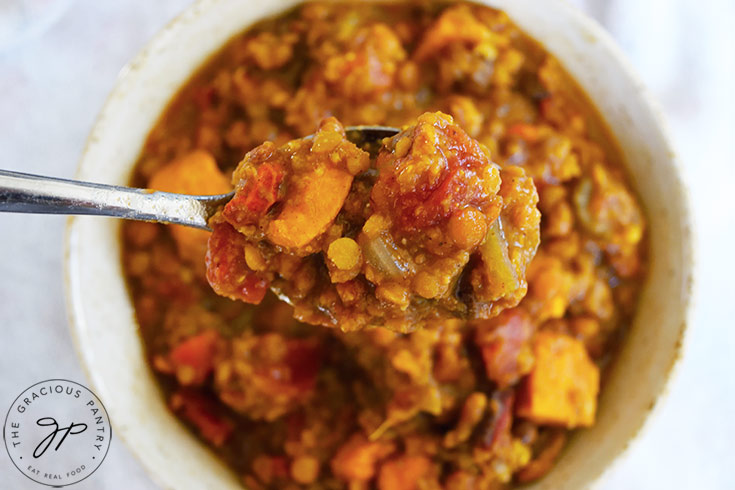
[206, 111, 541, 332]
[121, 2, 646, 488]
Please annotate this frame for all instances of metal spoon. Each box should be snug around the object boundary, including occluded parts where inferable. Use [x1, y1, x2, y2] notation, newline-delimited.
[0, 126, 399, 230]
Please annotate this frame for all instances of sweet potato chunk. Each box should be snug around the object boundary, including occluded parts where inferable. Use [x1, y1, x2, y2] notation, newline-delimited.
[267, 166, 353, 248]
[149, 150, 231, 195]
[148, 150, 231, 264]
[516, 331, 599, 428]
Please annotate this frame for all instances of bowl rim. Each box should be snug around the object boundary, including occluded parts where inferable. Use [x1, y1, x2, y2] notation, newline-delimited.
[63, 0, 695, 488]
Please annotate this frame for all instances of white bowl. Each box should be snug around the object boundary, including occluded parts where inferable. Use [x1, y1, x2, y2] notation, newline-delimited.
[65, 0, 694, 488]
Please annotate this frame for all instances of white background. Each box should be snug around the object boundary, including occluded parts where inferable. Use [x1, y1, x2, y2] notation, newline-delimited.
[0, 0, 733, 488]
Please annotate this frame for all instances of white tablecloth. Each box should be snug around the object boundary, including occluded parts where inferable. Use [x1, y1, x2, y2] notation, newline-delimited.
[1, 1, 733, 488]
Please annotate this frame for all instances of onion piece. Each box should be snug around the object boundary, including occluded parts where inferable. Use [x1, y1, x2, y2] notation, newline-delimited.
[361, 234, 414, 279]
[478, 218, 519, 298]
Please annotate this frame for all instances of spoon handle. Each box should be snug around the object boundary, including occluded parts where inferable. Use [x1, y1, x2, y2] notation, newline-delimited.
[0, 169, 228, 229]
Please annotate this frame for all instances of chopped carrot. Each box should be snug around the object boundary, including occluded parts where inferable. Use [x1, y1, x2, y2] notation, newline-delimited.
[267, 166, 353, 249]
[516, 331, 599, 428]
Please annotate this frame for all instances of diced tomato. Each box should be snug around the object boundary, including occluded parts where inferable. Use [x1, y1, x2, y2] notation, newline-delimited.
[169, 330, 221, 385]
[373, 112, 500, 232]
[475, 309, 535, 388]
[285, 340, 323, 391]
[252, 454, 290, 485]
[252, 338, 322, 398]
[539, 97, 554, 119]
[205, 223, 269, 303]
[170, 389, 234, 447]
[153, 276, 199, 305]
[223, 161, 284, 228]
[192, 85, 218, 111]
[272, 457, 289, 478]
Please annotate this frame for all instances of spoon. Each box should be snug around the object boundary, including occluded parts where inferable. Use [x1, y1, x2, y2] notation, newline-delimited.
[0, 126, 398, 229]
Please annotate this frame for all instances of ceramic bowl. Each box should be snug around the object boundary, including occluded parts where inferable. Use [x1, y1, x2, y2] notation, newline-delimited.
[65, 0, 694, 488]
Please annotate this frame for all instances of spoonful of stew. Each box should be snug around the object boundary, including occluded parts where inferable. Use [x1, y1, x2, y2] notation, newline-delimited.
[0, 112, 540, 332]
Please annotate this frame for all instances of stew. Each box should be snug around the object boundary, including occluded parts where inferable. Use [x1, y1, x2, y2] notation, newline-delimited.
[122, 2, 646, 488]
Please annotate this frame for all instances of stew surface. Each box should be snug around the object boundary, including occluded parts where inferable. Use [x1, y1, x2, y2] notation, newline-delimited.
[122, 2, 646, 488]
